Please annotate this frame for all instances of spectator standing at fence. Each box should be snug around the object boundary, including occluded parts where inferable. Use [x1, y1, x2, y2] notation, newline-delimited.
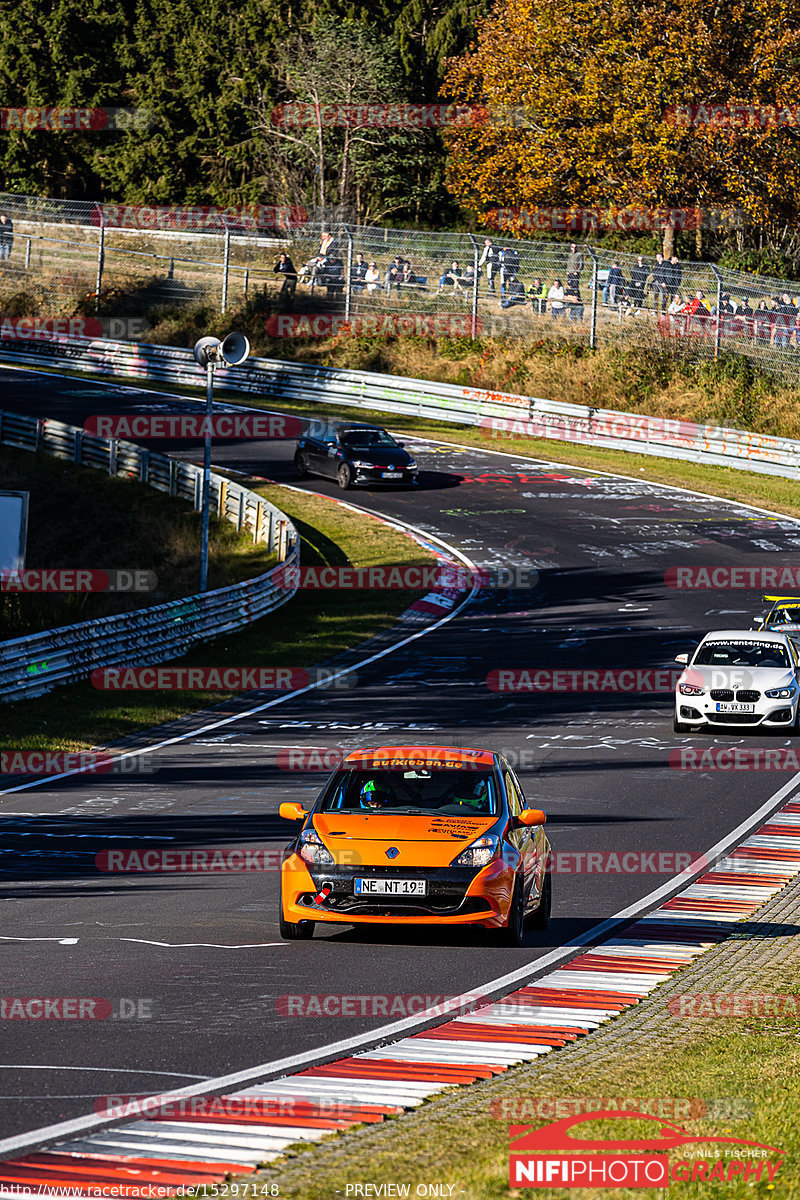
[479, 238, 500, 293]
[318, 229, 337, 258]
[529, 277, 548, 314]
[437, 260, 463, 293]
[351, 252, 368, 290]
[499, 245, 520, 296]
[273, 251, 297, 300]
[387, 255, 404, 290]
[682, 290, 710, 333]
[754, 299, 772, 343]
[773, 293, 797, 348]
[0, 213, 13, 261]
[664, 255, 682, 303]
[566, 243, 584, 279]
[603, 261, 624, 307]
[365, 261, 381, 293]
[650, 253, 668, 311]
[564, 274, 584, 321]
[736, 294, 753, 336]
[629, 255, 648, 313]
[548, 278, 565, 318]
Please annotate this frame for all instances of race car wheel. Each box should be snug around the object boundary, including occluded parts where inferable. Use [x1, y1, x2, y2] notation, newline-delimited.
[528, 870, 551, 931]
[279, 904, 314, 940]
[337, 464, 352, 490]
[673, 713, 692, 733]
[294, 451, 309, 479]
[497, 876, 525, 946]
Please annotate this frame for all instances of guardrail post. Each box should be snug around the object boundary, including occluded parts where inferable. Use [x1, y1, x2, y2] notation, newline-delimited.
[221, 227, 231, 314]
[468, 234, 480, 339]
[139, 449, 149, 484]
[73, 429, 82, 464]
[95, 220, 105, 313]
[278, 519, 289, 561]
[199, 361, 215, 591]
[109, 439, 117, 476]
[587, 247, 599, 351]
[243, 268, 249, 300]
[711, 264, 723, 360]
[237, 488, 246, 532]
[24, 237, 31, 271]
[344, 227, 354, 321]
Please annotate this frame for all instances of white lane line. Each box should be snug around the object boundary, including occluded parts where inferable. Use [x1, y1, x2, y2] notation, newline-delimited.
[0, 519, 481, 799]
[119, 939, 287, 949]
[2, 774, 797, 1161]
[0, 937, 78, 944]
[0, 1066, 206, 1077]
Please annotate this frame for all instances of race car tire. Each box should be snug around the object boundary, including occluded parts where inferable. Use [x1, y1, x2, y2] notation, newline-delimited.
[673, 712, 692, 733]
[528, 870, 551, 931]
[496, 876, 525, 946]
[337, 464, 352, 490]
[294, 451, 309, 479]
[279, 905, 314, 939]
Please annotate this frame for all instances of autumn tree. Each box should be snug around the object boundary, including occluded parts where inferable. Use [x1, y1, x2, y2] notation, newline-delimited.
[442, 0, 800, 256]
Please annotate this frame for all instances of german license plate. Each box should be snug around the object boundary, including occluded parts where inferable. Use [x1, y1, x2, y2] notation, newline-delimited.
[355, 878, 427, 895]
[382, 471, 402, 479]
[715, 702, 755, 713]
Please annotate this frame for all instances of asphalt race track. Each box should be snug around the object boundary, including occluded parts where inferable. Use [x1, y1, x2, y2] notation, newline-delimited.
[2, 364, 799, 1141]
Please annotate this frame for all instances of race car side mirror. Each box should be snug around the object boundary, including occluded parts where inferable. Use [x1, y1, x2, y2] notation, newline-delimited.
[279, 802, 308, 822]
[674, 653, 689, 664]
[517, 808, 546, 827]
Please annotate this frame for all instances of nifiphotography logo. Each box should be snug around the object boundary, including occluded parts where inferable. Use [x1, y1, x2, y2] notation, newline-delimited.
[508, 1111, 785, 1189]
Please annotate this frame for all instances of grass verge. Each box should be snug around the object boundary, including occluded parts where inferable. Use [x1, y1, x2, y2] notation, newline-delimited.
[1, 482, 433, 753]
[0, 445, 274, 637]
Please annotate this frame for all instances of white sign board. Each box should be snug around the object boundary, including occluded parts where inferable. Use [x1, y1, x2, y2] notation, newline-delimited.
[0, 491, 29, 572]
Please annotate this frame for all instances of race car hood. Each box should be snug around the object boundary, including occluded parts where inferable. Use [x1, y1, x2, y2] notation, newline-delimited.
[311, 812, 497, 868]
[681, 665, 796, 690]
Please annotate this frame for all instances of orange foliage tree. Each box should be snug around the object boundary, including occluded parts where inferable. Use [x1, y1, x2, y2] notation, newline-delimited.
[442, 0, 800, 255]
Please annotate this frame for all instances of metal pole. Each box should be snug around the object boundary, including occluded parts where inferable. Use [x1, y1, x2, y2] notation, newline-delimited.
[588, 247, 599, 350]
[95, 221, 105, 313]
[199, 361, 214, 592]
[243, 268, 249, 300]
[344, 228, 353, 321]
[221, 227, 231, 314]
[468, 234, 480, 339]
[24, 237, 31, 271]
[711, 265, 722, 359]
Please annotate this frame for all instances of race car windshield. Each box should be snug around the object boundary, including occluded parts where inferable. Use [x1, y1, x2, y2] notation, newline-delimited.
[320, 769, 498, 816]
[339, 430, 397, 449]
[694, 641, 791, 668]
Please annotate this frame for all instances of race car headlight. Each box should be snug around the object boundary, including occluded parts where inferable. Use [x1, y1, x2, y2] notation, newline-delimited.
[765, 685, 797, 699]
[678, 683, 705, 696]
[298, 828, 334, 866]
[407, 459, 417, 469]
[352, 460, 372, 469]
[453, 835, 501, 868]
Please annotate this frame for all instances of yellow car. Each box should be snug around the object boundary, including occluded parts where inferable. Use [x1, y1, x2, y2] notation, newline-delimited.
[279, 745, 551, 944]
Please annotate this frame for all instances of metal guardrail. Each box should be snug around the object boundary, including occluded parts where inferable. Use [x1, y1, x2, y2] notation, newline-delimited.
[2, 335, 800, 481]
[0, 408, 299, 700]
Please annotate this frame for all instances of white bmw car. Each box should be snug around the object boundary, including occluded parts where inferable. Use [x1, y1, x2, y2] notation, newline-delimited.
[674, 630, 800, 733]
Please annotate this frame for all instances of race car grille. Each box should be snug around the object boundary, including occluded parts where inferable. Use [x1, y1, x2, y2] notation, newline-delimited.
[707, 712, 761, 724]
[710, 689, 734, 701]
[324, 897, 490, 918]
[736, 690, 761, 702]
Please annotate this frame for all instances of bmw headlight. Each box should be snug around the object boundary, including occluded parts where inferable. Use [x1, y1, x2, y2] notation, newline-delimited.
[678, 683, 705, 696]
[765, 685, 797, 699]
[298, 828, 334, 866]
[453, 835, 500, 868]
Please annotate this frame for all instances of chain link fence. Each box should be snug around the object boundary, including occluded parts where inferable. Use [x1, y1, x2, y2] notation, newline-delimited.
[2, 192, 800, 380]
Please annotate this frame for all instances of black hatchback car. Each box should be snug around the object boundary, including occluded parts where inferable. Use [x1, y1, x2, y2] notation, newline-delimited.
[294, 422, 418, 489]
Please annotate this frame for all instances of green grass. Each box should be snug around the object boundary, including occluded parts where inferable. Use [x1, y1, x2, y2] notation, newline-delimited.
[0, 445, 274, 637]
[1, 480, 434, 753]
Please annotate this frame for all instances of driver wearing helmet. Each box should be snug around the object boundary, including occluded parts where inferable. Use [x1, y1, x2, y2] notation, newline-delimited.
[358, 778, 394, 809]
[450, 777, 490, 812]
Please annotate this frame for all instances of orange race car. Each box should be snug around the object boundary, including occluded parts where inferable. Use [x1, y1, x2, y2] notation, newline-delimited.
[278, 745, 551, 944]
